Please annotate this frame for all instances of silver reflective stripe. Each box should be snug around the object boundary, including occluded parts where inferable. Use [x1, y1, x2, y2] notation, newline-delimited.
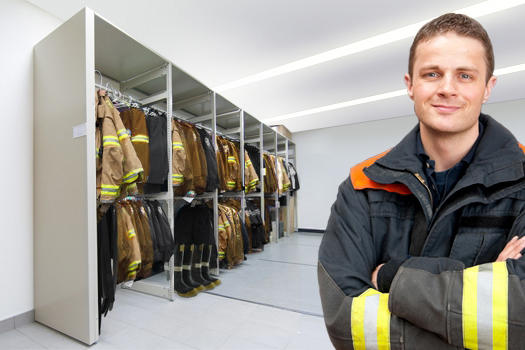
[363, 293, 380, 350]
[173, 266, 183, 272]
[201, 262, 209, 267]
[477, 263, 493, 349]
[182, 265, 191, 270]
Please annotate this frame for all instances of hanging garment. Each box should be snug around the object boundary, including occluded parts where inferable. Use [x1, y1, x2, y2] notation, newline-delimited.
[97, 204, 118, 332]
[244, 150, 259, 193]
[276, 156, 291, 195]
[149, 200, 175, 263]
[263, 154, 278, 193]
[120, 108, 150, 187]
[123, 201, 153, 279]
[143, 200, 163, 273]
[196, 127, 219, 192]
[178, 120, 208, 194]
[245, 144, 261, 180]
[216, 136, 240, 192]
[245, 200, 266, 250]
[115, 203, 142, 283]
[144, 112, 168, 193]
[96, 93, 144, 203]
[287, 162, 300, 192]
[218, 203, 244, 268]
[172, 119, 190, 193]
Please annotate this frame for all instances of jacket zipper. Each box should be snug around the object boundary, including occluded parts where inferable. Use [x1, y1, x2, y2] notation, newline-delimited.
[414, 172, 433, 210]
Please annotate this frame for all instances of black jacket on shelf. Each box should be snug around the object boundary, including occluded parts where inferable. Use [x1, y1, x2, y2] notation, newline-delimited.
[245, 145, 261, 180]
[144, 113, 168, 193]
[196, 127, 219, 192]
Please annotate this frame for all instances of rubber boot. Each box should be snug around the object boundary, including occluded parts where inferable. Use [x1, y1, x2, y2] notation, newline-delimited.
[192, 244, 215, 290]
[182, 244, 205, 292]
[202, 244, 221, 287]
[174, 244, 198, 297]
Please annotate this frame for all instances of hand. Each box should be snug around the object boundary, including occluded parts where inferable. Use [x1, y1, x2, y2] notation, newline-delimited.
[496, 236, 525, 262]
[371, 263, 385, 290]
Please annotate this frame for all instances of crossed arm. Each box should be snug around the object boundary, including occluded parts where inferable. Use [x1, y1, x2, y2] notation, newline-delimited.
[319, 179, 525, 350]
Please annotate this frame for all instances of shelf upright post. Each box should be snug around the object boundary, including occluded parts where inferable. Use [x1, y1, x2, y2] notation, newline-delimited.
[274, 131, 279, 242]
[285, 138, 290, 237]
[259, 123, 264, 225]
[240, 110, 245, 222]
[166, 63, 174, 301]
[211, 92, 219, 276]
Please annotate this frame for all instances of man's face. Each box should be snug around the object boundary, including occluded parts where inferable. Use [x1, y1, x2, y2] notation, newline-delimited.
[405, 32, 497, 136]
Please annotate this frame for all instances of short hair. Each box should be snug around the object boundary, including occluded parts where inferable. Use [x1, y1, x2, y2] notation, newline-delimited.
[408, 13, 494, 82]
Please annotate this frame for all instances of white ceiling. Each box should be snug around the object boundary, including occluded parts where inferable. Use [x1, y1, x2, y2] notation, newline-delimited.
[27, 0, 525, 132]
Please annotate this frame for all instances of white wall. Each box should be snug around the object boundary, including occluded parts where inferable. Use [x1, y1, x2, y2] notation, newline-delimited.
[294, 98, 525, 230]
[0, 0, 60, 321]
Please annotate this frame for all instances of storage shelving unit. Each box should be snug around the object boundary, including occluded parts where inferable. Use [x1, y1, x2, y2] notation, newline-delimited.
[34, 8, 297, 346]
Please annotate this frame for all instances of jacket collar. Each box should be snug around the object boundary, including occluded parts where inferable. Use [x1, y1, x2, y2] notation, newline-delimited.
[370, 113, 525, 188]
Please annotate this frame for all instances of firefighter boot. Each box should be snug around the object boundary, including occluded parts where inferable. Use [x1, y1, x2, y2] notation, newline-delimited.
[182, 244, 205, 292]
[192, 244, 215, 290]
[202, 244, 221, 287]
[174, 244, 197, 297]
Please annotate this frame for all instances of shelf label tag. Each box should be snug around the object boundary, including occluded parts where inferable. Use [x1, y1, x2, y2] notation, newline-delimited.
[73, 123, 87, 138]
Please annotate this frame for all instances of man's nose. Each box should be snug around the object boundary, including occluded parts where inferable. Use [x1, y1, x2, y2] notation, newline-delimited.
[437, 74, 458, 97]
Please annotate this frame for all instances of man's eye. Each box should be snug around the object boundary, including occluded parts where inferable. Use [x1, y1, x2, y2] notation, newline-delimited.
[460, 73, 472, 79]
[425, 72, 438, 78]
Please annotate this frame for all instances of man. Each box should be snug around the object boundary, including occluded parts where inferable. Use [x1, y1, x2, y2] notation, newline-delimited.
[318, 13, 525, 350]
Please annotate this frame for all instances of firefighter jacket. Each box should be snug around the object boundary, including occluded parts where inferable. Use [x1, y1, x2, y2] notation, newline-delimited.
[216, 137, 240, 192]
[276, 156, 291, 195]
[318, 114, 525, 350]
[121, 108, 150, 185]
[263, 154, 278, 193]
[244, 150, 259, 193]
[96, 94, 144, 202]
[218, 204, 244, 268]
[123, 201, 153, 279]
[180, 121, 208, 194]
[171, 119, 191, 194]
[116, 203, 141, 283]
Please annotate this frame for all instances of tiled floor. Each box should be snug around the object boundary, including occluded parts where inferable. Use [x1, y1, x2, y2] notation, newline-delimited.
[0, 233, 331, 349]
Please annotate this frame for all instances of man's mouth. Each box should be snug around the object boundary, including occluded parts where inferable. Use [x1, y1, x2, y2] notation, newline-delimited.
[432, 104, 461, 113]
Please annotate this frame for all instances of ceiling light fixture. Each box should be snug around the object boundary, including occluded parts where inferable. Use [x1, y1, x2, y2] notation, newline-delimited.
[213, 0, 525, 92]
[264, 63, 525, 123]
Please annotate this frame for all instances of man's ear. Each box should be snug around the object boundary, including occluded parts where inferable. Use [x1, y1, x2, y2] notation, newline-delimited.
[404, 73, 414, 101]
[482, 75, 497, 103]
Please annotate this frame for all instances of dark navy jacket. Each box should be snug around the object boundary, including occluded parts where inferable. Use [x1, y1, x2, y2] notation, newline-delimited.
[318, 114, 525, 349]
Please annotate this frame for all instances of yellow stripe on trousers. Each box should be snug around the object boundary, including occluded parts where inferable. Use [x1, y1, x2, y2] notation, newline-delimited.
[351, 289, 390, 350]
[492, 262, 508, 350]
[463, 265, 479, 350]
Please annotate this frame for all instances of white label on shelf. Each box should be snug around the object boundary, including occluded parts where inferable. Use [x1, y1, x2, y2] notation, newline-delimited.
[72, 123, 87, 138]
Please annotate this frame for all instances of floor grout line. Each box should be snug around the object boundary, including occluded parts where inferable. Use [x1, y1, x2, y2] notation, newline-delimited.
[254, 258, 317, 267]
[203, 292, 323, 318]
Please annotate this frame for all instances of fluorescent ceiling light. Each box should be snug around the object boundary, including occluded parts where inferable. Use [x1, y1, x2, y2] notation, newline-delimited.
[265, 63, 525, 123]
[214, 0, 525, 92]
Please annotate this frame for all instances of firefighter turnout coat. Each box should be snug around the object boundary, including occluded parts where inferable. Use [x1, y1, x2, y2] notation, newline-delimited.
[319, 114, 525, 350]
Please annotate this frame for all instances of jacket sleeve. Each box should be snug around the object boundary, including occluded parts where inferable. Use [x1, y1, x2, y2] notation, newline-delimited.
[318, 178, 458, 350]
[171, 119, 187, 189]
[388, 221, 525, 349]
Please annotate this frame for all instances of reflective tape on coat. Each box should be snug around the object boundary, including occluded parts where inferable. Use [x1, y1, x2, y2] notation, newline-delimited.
[351, 289, 391, 350]
[462, 262, 508, 350]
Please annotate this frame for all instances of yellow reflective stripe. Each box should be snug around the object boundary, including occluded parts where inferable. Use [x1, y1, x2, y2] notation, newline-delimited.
[224, 222, 230, 228]
[172, 142, 184, 149]
[118, 134, 129, 141]
[103, 135, 118, 141]
[123, 168, 143, 183]
[218, 252, 225, 257]
[100, 191, 118, 196]
[101, 184, 119, 189]
[173, 146, 184, 150]
[377, 294, 390, 350]
[463, 265, 479, 350]
[351, 294, 366, 350]
[492, 262, 508, 350]
[127, 229, 136, 238]
[128, 260, 141, 271]
[131, 135, 149, 143]
[117, 129, 127, 136]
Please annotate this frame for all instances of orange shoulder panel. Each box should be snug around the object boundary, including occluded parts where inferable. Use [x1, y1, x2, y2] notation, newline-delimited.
[350, 150, 411, 195]
[519, 143, 525, 153]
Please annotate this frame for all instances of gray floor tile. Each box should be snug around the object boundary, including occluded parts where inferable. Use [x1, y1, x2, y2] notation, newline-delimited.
[16, 323, 88, 349]
[218, 335, 281, 350]
[0, 329, 44, 349]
